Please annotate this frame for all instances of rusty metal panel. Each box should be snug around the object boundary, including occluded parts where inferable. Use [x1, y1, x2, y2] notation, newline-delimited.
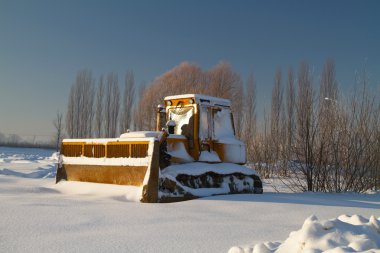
[84, 144, 105, 158]
[107, 143, 130, 158]
[61, 143, 83, 157]
[131, 144, 148, 158]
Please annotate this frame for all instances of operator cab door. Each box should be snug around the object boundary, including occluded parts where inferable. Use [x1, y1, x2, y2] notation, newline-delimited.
[199, 105, 235, 148]
[199, 105, 213, 142]
[167, 105, 195, 148]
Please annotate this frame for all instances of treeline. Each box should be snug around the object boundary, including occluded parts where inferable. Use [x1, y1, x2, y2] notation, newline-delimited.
[254, 60, 380, 192]
[65, 70, 136, 138]
[64, 60, 379, 192]
[0, 132, 55, 149]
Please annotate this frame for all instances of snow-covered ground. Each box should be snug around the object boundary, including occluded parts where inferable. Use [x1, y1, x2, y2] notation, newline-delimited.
[0, 146, 379, 253]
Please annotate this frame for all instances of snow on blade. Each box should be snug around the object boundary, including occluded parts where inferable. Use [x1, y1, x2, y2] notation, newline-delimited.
[61, 156, 151, 166]
[62, 135, 158, 143]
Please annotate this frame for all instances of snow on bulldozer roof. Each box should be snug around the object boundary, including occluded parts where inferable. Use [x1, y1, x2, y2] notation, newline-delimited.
[120, 131, 161, 139]
[164, 94, 231, 107]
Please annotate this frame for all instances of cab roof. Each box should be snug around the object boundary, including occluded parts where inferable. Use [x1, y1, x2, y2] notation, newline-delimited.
[164, 94, 231, 107]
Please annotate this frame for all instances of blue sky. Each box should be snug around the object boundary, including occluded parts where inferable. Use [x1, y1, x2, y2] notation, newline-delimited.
[0, 0, 379, 140]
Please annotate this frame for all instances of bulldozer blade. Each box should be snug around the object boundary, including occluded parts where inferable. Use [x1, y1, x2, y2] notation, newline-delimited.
[59, 164, 149, 185]
[57, 139, 160, 203]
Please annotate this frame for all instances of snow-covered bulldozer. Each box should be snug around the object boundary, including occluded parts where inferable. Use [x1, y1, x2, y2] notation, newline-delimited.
[56, 94, 262, 202]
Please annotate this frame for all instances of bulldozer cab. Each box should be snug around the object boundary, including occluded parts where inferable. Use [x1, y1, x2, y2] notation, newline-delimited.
[164, 94, 244, 163]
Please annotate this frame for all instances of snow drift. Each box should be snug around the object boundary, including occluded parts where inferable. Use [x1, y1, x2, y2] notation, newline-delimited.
[229, 214, 380, 253]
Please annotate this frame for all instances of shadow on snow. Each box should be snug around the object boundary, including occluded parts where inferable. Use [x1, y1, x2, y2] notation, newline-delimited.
[199, 192, 380, 209]
[0, 165, 56, 179]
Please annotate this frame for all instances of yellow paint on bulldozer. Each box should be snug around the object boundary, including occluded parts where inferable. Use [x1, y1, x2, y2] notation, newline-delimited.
[62, 165, 148, 185]
[57, 139, 160, 203]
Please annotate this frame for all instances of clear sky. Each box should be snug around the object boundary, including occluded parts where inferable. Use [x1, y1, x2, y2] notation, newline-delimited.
[1, 0, 379, 141]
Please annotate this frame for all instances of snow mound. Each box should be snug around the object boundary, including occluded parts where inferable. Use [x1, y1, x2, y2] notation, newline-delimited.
[49, 152, 59, 161]
[229, 214, 380, 253]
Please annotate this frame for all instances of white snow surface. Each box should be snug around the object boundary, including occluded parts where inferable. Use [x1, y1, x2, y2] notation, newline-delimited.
[1, 146, 380, 253]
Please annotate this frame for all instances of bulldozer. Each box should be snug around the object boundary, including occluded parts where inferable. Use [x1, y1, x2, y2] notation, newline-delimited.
[56, 94, 262, 202]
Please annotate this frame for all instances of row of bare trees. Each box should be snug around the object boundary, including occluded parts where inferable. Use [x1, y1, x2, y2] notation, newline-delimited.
[65, 69, 136, 138]
[0, 132, 56, 149]
[252, 60, 380, 192]
[64, 69, 148, 141]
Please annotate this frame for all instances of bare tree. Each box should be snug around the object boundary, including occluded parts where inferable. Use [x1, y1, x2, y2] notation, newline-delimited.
[294, 62, 317, 191]
[104, 72, 120, 137]
[53, 111, 64, 151]
[270, 68, 284, 167]
[282, 67, 296, 176]
[133, 81, 147, 131]
[243, 73, 257, 162]
[138, 62, 204, 130]
[340, 68, 379, 192]
[285, 67, 295, 163]
[8, 134, 22, 145]
[259, 106, 273, 178]
[316, 59, 339, 191]
[65, 69, 95, 138]
[137, 61, 243, 132]
[94, 75, 104, 137]
[120, 70, 135, 133]
[0, 132, 6, 144]
[66, 86, 75, 138]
